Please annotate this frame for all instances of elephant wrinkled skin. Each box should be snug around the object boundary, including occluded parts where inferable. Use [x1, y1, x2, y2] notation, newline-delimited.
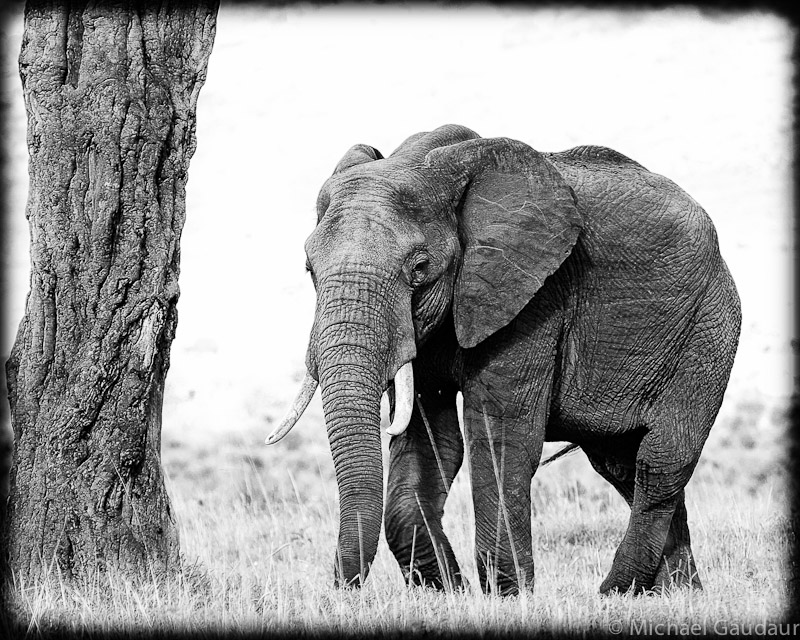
[268, 125, 741, 596]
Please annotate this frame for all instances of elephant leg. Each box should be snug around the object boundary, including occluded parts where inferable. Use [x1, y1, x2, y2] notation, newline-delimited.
[463, 403, 543, 596]
[586, 450, 700, 591]
[598, 428, 701, 595]
[385, 385, 464, 591]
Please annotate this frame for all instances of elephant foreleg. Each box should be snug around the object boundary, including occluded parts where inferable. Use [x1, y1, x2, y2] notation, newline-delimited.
[385, 385, 464, 591]
[463, 403, 543, 596]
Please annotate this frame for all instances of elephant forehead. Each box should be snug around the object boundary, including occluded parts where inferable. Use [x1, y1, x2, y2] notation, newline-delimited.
[330, 173, 417, 209]
[307, 206, 426, 263]
[327, 163, 447, 221]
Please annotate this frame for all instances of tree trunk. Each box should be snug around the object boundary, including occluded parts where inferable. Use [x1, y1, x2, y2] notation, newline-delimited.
[2, 0, 218, 585]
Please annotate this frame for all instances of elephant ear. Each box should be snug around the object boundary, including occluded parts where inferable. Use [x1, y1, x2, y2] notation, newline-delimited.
[317, 144, 385, 218]
[425, 137, 583, 349]
[333, 143, 384, 174]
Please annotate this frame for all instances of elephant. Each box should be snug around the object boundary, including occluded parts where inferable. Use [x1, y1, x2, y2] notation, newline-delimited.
[265, 124, 741, 596]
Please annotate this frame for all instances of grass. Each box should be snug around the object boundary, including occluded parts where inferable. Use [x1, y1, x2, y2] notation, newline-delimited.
[2, 404, 790, 637]
[0, 456, 788, 635]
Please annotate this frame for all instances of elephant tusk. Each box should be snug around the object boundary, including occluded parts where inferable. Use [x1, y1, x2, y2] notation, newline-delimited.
[386, 362, 414, 436]
[265, 372, 318, 445]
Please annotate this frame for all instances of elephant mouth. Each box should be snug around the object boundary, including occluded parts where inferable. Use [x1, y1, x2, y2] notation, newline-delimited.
[264, 360, 416, 445]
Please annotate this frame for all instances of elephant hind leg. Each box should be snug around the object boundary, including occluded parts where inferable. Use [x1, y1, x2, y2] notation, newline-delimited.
[589, 447, 703, 592]
[586, 447, 702, 590]
[597, 427, 704, 596]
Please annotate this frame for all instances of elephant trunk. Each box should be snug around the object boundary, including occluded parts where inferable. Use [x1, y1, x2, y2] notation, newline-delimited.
[318, 352, 384, 586]
[310, 271, 414, 587]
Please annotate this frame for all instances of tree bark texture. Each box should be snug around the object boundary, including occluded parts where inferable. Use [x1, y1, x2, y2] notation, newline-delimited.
[3, 0, 217, 584]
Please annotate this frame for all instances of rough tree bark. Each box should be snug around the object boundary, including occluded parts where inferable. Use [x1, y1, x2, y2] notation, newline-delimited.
[2, 0, 218, 585]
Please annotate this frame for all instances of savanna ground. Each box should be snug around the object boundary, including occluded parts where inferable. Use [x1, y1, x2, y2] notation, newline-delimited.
[7, 409, 791, 636]
[1, 5, 795, 637]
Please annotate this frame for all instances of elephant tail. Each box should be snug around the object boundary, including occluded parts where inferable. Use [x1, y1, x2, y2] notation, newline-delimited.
[540, 443, 580, 467]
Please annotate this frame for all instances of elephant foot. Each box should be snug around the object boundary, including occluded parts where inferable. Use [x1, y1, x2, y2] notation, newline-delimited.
[492, 582, 532, 597]
[598, 564, 653, 596]
[333, 575, 364, 589]
[404, 565, 465, 592]
[481, 578, 530, 597]
[599, 557, 701, 596]
[477, 560, 535, 597]
[599, 576, 646, 596]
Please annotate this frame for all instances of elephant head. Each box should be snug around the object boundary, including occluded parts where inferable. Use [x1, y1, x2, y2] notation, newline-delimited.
[266, 124, 582, 587]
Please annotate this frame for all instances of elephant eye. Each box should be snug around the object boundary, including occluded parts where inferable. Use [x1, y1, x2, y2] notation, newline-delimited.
[410, 258, 430, 286]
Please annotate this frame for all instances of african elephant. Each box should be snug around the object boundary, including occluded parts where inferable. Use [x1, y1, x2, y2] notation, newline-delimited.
[266, 124, 741, 596]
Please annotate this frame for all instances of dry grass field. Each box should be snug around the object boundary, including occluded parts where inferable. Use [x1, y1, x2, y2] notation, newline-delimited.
[6, 414, 790, 635]
[1, 4, 795, 637]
